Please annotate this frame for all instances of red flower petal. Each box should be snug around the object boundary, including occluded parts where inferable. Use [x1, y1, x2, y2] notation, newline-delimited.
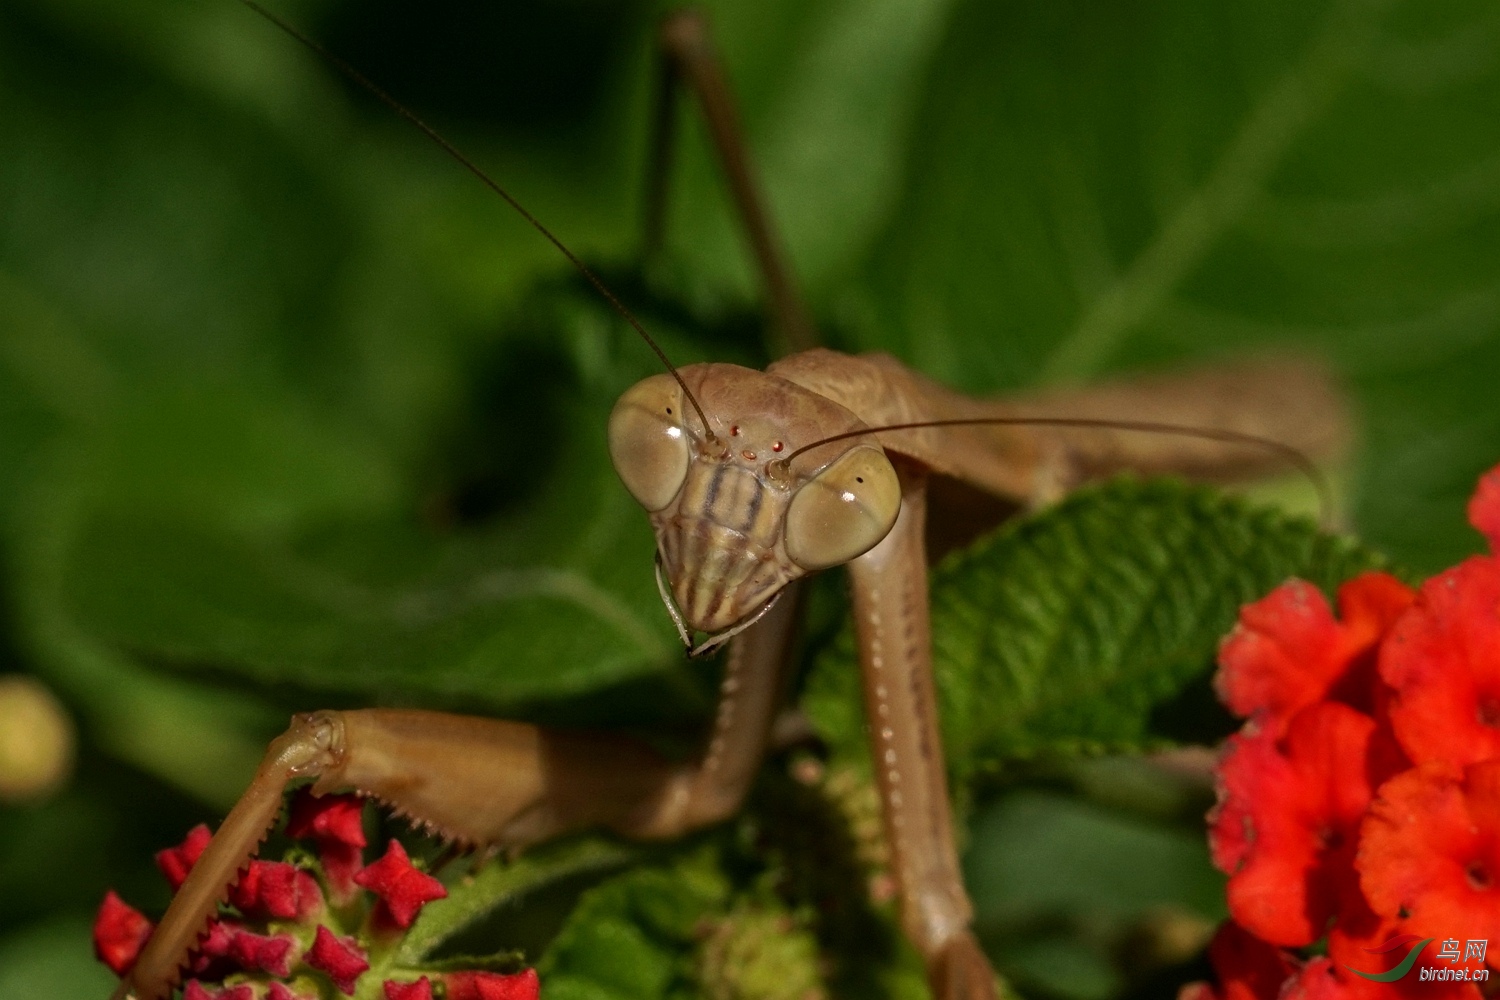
[1380, 557, 1500, 767]
[305, 924, 370, 996]
[1324, 871, 1400, 963]
[1318, 892, 1450, 999]
[228, 860, 323, 921]
[354, 840, 448, 929]
[1217, 574, 1412, 729]
[187, 918, 297, 978]
[225, 927, 296, 977]
[193, 919, 231, 960]
[1468, 462, 1500, 553]
[286, 789, 367, 848]
[269, 985, 316, 1000]
[384, 978, 435, 1000]
[1279, 957, 1370, 999]
[182, 985, 255, 1000]
[291, 869, 323, 918]
[1210, 703, 1381, 946]
[1358, 760, 1500, 942]
[1286, 951, 1483, 999]
[322, 841, 365, 903]
[155, 823, 213, 892]
[1204, 920, 1295, 1000]
[92, 890, 154, 976]
[286, 790, 367, 902]
[1336, 573, 1418, 666]
[445, 969, 540, 1000]
[188, 919, 236, 978]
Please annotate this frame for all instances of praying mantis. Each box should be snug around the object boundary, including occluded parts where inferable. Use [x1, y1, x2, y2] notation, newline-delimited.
[109, 6, 1350, 1000]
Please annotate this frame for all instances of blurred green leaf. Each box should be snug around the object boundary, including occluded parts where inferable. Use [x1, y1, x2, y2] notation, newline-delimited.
[995, 936, 1119, 1000]
[0, 917, 116, 1000]
[56, 395, 681, 712]
[968, 790, 1223, 929]
[804, 478, 1386, 783]
[966, 790, 1224, 1000]
[537, 852, 730, 1000]
[846, 0, 1500, 569]
[666, 0, 958, 299]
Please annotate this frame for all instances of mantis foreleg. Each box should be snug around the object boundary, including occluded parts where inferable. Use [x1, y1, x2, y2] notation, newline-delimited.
[626, 580, 801, 836]
[115, 594, 799, 1000]
[849, 461, 998, 1000]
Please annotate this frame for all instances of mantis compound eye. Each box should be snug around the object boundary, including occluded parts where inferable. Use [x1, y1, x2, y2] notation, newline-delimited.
[608, 374, 691, 511]
[784, 446, 901, 570]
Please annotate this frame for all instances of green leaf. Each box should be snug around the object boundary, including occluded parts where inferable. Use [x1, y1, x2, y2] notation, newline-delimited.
[57, 465, 679, 713]
[967, 790, 1224, 929]
[0, 917, 117, 1000]
[537, 851, 731, 1000]
[46, 325, 689, 717]
[804, 478, 1387, 783]
[964, 789, 1226, 1000]
[399, 837, 637, 966]
[665, 0, 959, 300]
[847, 0, 1500, 569]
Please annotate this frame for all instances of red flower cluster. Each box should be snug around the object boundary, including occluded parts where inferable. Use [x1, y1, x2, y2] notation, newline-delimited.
[93, 788, 540, 1000]
[1185, 464, 1500, 998]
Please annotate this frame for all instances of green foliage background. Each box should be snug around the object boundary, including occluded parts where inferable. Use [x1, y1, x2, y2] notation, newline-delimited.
[0, 0, 1497, 997]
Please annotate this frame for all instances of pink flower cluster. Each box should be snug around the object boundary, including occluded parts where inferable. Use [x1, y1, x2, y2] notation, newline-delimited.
[94, 789, 539, 1000]
[1184, 464, 1500, 998]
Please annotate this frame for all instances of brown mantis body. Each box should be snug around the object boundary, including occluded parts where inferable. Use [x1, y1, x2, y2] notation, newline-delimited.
[113, 8, 1349, 1000]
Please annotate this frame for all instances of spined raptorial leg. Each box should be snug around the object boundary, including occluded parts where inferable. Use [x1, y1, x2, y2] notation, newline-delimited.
[116, 594, 800, 1000]
[847, 462, 999, 1000]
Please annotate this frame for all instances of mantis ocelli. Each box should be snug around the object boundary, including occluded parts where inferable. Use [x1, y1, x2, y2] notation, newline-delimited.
[111, 7, 1351, 1000]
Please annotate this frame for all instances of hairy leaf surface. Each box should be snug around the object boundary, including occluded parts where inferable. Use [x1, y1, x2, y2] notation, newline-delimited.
[805, 478, 1387, 783]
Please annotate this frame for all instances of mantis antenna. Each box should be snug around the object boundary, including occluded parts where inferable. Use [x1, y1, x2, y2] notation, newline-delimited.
[234, 0, 719, 443]
[239, 1, 1331, 525]
[774, 416, 1335, 527]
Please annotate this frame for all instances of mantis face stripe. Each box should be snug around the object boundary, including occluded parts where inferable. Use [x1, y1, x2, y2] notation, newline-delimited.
[612, 364, 902, 641]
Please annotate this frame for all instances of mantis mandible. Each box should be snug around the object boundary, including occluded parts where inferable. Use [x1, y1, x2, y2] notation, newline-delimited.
[112, 7, 1349, 1000]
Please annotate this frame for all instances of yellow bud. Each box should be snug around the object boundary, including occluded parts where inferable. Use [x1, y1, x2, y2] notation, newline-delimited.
[0, 675, 75, 802]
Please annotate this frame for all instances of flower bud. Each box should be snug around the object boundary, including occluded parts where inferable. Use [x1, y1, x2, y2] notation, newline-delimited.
[0, 675, 75, 802]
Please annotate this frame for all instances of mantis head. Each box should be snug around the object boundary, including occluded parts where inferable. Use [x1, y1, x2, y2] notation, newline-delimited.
[608, 364, 901, 654]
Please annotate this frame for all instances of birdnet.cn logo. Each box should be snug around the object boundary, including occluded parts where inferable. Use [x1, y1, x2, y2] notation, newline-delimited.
[1345, 935, 1490, 983]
